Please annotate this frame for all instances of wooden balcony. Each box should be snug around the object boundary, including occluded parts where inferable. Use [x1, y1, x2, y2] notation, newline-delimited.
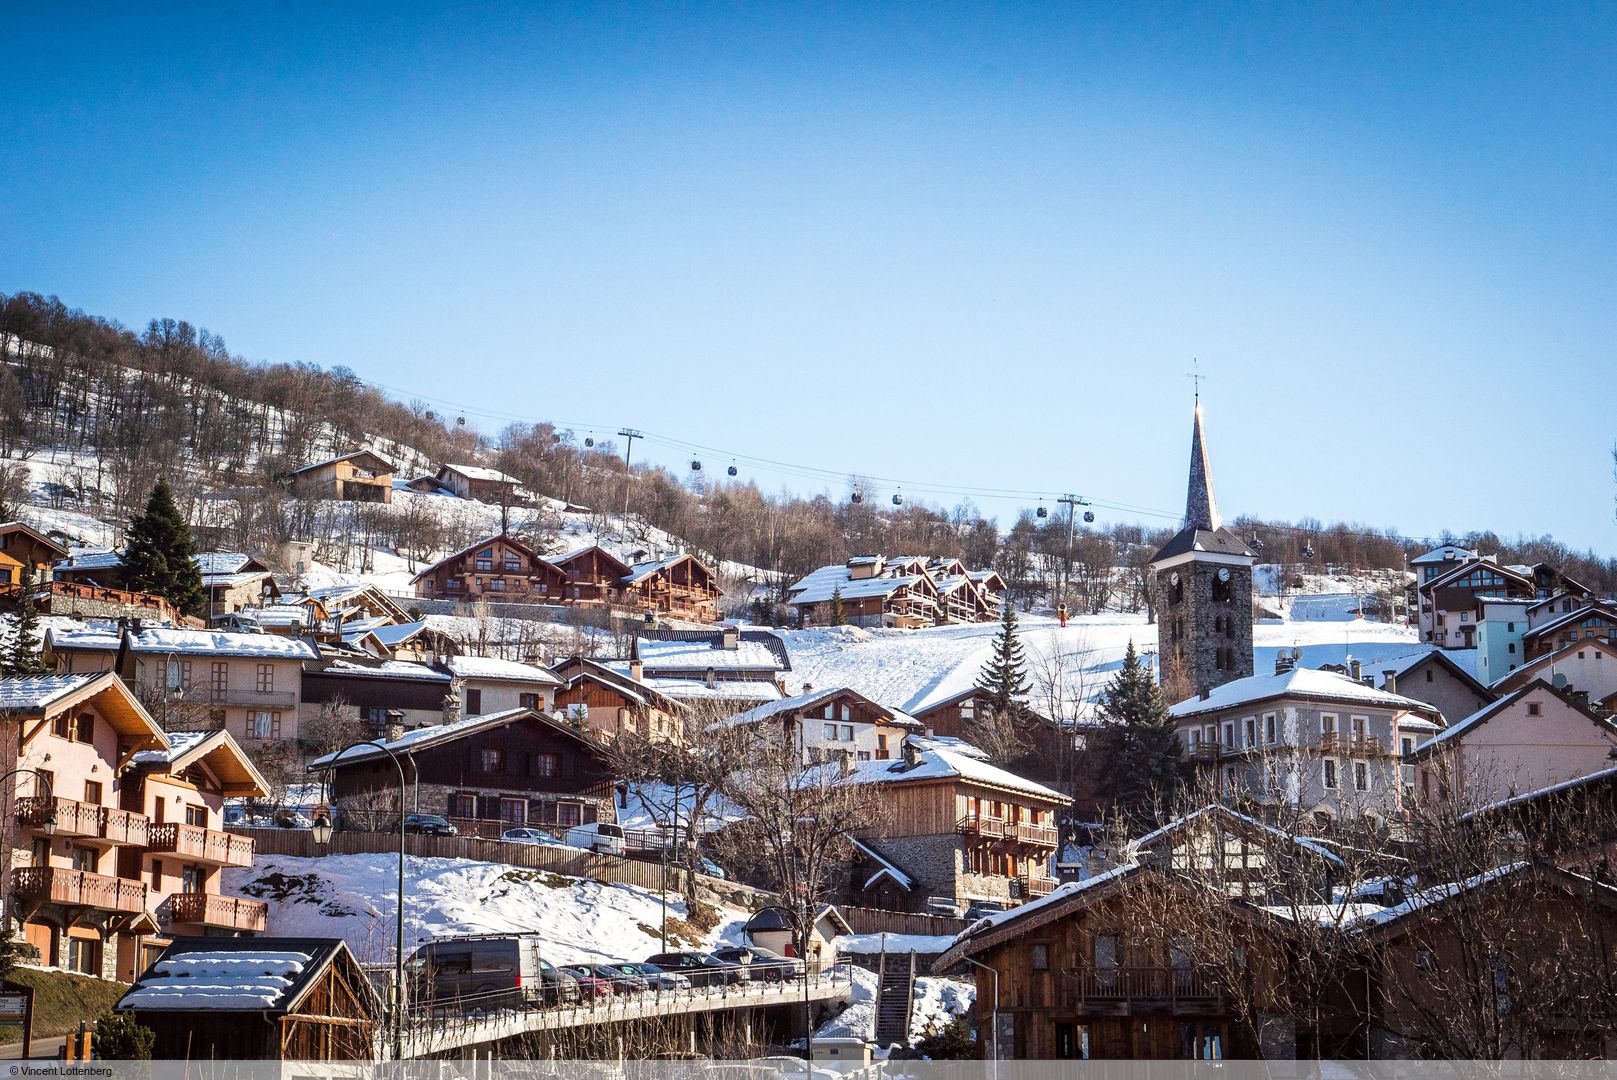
[1011, 822, 1059, 848]
[12, 866, 146, 914]
[957, 815, 1006, 839]
[1071, 966, 1221, 1005]
[1318, 733, 1385, 757]
[17, 798, 148, 846]
[1017, 874, 1058, 898]
[147, 823, 255, 867]
[167, 892, 268, 932]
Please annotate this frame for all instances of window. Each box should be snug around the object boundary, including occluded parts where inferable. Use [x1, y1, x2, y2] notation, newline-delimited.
[1242, 718, 1255, 748]
[857, 751, 871, 761]
[1186, 730, 1199, 753]
[504, 554, 523, 571]
[73, 713, 94, 743]
[1527, 701, 1542, 717]
[876, 733, 888, 759]
[519, 692, 540, 710]
[500, 798, 526, 824]
[556, 801, 583, 827]
[182, 864, 206, 893]
[824, 723, 837, 741]
[1323, 759, 1339, 790]
[446, 577, 462, 592]
[83, 781, 102, 806]
[1507, 621, 1516, 632]
[247, 712, 279, 739]
[488, 578, 507, 591]
[475, 550, 494, 571]
[71, 845, 98, 872]
[841, 705, 850, 722]
[256, 664, 274, 693]
[1031, 943, 1050, 971]
[959, 699, 974, 720]
[531, 752, 559, 778]
[1264, 714, 1276, 744]
[150, 860, 163, 890]
[841, 724, 853, 741]
[1221, 722, 1234, 748]
[449, 793, 475, 818]
[1094, 935, 1118, 988]
[1353, 761, 1370, 791]
[185, 804, 207, 827]
[52, 714, 70, 739]
[66, 936, 99, 976]
[1508, 642, 1516, 654]
[1400, 736, 1414, 756]
[480, 748, 505, 773]
[466, 688, 483, 715]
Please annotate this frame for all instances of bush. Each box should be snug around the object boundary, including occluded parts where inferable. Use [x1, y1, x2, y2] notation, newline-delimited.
[94, 1012, 155, 1059]
[912, 1018, 978, 1060]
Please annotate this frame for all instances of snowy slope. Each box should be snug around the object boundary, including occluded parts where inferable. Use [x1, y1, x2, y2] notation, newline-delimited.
[814, 965, 974, 1046]
[223, 853, 748, 967]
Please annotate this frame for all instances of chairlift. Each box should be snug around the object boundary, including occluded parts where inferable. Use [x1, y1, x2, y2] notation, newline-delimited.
[851, 491, 863, 504]
[1036, 504, 1048, 519]
[727, 461, 738, 477]
[690, 460, 703, 473]
[456, 415, 466, 427]
[1250, 533, 1264, 552]
[1083, 510, 1095, 524]
[584, 437, 594, 448]
[1303, 540, 1316, 559]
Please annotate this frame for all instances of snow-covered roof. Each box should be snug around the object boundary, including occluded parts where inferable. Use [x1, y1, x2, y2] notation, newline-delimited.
[194, 552, 258, 576]
[445, 654, 563, 686]
[790, 572, 934, 607]
[53, 549, 123, 573]
[315, 659, 452, 683]
[131, 730, 213, 766]
[289, 448, 395, 476]
[721, 687, 920, 729]
[0, 673, 102, 712]
[843, 738, 1067, 803]
[441, 462, 519, 484]
[1169, 667, 1437, 720]
[631, 676, 784, 704]
[308, 706, 570, 768]
[621, 554, 709, 586]
[850, 837, 915, 892]
[1523, 602, 1617, 641]
[44, 626, 320, 660]
[1409, 545, 1477, 566]
[372, 621, 433, 648]
[949, 863, 1139, 944]
[1128, 804, 1344, 867]
[1460, 763, 1617, 820]
[121, 950, 314, 1011]
[632, 635, 785, 673]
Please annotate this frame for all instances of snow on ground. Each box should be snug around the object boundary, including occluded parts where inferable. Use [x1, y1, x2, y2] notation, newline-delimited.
[833, 933, 957, 955]
[224, 853, 747, 967]
[776, 606, 1422, 719]
[814, 965, 974, 1046]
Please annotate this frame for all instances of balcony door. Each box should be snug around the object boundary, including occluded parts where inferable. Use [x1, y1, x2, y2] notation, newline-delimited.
[182, 865, 206, 895]
[70, 846, 97, 873]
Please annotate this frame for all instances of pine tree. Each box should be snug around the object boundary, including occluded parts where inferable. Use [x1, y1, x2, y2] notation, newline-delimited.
[974, 599, 1030, 719]
[3, 564, 47, 676]
[1090, 640, 1188, 827]
[829, 585, 846, 626]
[121, 479, 205, 616]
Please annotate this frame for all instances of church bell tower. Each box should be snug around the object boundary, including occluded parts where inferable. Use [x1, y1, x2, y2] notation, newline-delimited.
[1149, 397, 1256, 697]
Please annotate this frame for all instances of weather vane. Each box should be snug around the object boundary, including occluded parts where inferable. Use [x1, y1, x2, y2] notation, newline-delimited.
[1187, 358, 1206, 401]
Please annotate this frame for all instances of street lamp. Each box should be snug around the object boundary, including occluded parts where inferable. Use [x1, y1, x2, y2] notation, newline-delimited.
[314, 740, 407, 1061]
[959, 955, 1001, 1080]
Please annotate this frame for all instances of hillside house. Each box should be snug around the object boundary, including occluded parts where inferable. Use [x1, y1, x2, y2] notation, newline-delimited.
[607, 629, 788, 708]
[444, 654, 561, 716]
[410, 534, 570, 602]
[0, 521, 67, 584]
[1476, 597, 1537, 682]
[44, 624, 317, 749]
[1169, 663, 1443, 827]
[1406, 679, 1617, 811]
[120, 728, 270, 976]
[1489, 638, 1617, 709]
[1, 673, 168, 980]
[789, 557, 942, 628]
[197, 552, 277, 616]
[550, 655, 689, 742]
[911, 687, 1084, 790]
[1522, 600, 1617, 662]
[436, 462, 521, 503]
[1417, 557, 1537, 649]
[299, 656, 455, 742]
[842, 737, 1066, 913]
[549, 544, 633, 606]
[721, 687, 921, 767]
[621, 553, 722, 621]
[286, 449, 395, 504]
[311, 707, 617, 832]
[1372, 651, 1494, 727]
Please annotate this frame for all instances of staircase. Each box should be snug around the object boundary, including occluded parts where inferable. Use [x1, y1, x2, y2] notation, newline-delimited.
[873, 948, 916, 1047]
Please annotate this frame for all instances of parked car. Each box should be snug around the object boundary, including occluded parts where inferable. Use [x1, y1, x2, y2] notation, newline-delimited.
[644, 951, 746, 987]
[570, 963, 648, 995]
[559, 964, 616, 1000]
[609, 962, 691, 991]
[565, 821, 626, 855]
[501, 827, 575, 848]
[409, 934, 579, 1008]
[400, 813, 459, 836]
[710, 946, 800, 983]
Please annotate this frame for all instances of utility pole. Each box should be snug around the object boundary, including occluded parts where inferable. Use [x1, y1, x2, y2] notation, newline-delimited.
[617, 428, 643, 529]
[1055, 494, 1090, 608]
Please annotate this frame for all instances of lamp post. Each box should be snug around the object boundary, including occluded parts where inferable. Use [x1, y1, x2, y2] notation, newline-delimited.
[312, 741, 407, 1061]
[959, 956, 1000, 1080]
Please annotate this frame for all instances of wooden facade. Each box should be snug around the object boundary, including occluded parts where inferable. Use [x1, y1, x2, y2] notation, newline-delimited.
[412, 534, 571, 602]
[287, 450, 394, 504]
[550, 544, 634, 605]
[0, 522, 67, 585]
[621, 553, 722, 621]
[550, 656, 687, 742]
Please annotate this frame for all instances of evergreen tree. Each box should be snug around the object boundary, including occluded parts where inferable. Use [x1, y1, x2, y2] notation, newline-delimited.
[3, 565, 47, 676]
[975, 599, 1031, 719]
[829, 585, 846, 626]
[1090, 641, 1188, 827]
[121, 479, 204, 616]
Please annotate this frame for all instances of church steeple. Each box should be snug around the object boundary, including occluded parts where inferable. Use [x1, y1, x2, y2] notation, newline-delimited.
[1185, 399, 1221, 532]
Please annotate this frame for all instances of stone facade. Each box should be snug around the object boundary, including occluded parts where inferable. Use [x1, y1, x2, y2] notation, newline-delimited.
[1158, 560, 1254, 695]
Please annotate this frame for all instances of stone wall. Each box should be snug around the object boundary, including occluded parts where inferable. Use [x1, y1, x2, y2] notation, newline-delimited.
[1158, 560, 1254, 695]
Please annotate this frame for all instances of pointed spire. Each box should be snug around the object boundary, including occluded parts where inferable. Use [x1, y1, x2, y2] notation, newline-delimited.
[1185, 399, 1221, 532]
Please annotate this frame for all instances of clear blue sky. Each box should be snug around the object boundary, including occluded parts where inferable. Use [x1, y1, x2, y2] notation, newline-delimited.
[4, 4, 1615, 551]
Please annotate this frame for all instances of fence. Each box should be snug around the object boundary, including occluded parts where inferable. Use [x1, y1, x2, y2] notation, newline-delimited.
[837, 905, 969, 938]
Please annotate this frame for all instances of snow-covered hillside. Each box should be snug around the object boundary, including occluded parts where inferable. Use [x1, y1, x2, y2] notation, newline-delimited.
[224, 853, 748, 967]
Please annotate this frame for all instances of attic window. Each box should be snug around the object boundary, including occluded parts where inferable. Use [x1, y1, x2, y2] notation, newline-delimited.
[1527, 701, 1541, 717]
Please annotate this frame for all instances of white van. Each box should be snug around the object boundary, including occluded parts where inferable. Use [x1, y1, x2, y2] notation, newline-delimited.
[564, 821, 626, 855]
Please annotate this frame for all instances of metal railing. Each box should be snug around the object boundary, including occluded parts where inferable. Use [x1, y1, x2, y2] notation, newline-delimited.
[147, 822, 255, 866]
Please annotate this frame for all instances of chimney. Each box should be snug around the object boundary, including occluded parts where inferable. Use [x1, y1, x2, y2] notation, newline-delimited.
[1199, 686, 1212, 701]
[629, 636, 644, 683]
[901, 738, 922, 768]
[384, 709, 406, 743]
[1383, 670, 1397, 694]
[523, 651, 541, 667]
[838, 749, 855, 779]
[705, 666, 717, 690]
[802, 682, 813, 695]
[442, 689, 461, 726]
[721, 625, 740, 651]
[1275, 652, 1296, 675]
[1349, 659, 1363, 684]
[1573, 690, 1592, 711]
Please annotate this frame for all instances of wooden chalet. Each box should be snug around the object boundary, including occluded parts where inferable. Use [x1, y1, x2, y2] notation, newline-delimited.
[550, 655, 688, 742]
[1522, 600, 1617, 661]
[621, 552, 722, 621]
[787, 554, 1001, 629]
[0, 522, 68, 584]
[550, 544, 634, 605]
[197, 552, 277, 616]
[311, 706, 619, 831]
[117, 936, 381, 1060]
[286, 449, 395, 504]
[410, 533, 570, 602]
[436, 462, 521, 502]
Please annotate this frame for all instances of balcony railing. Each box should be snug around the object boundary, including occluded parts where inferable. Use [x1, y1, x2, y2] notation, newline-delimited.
[957, 815, 1006, 839]
[168, 892, 268, 932]
[1017, 874, 1058, 898]
[12, 866, 146, 914]
[201, 687, 298, 709]
[1071, 966, 1220, 1003]
[1011, 822, 1059, 847]
[1318, 733, 1384, 757]
[147, 823, 255, 867]
[17, 798, 148, 845]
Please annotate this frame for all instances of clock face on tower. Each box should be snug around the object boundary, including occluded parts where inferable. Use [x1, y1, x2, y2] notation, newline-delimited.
[1170, 572, 1181, 587]
[1217, 568, 1231, 583]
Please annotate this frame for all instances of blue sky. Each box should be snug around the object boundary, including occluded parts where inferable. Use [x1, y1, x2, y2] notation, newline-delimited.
[3, 4, 1615, 551]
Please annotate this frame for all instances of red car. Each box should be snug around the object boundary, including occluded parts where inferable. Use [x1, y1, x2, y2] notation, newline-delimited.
[558, 965, 614, 1001]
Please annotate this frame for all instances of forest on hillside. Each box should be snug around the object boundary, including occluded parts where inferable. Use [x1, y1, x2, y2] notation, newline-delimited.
[3, 290, 1614, 604]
